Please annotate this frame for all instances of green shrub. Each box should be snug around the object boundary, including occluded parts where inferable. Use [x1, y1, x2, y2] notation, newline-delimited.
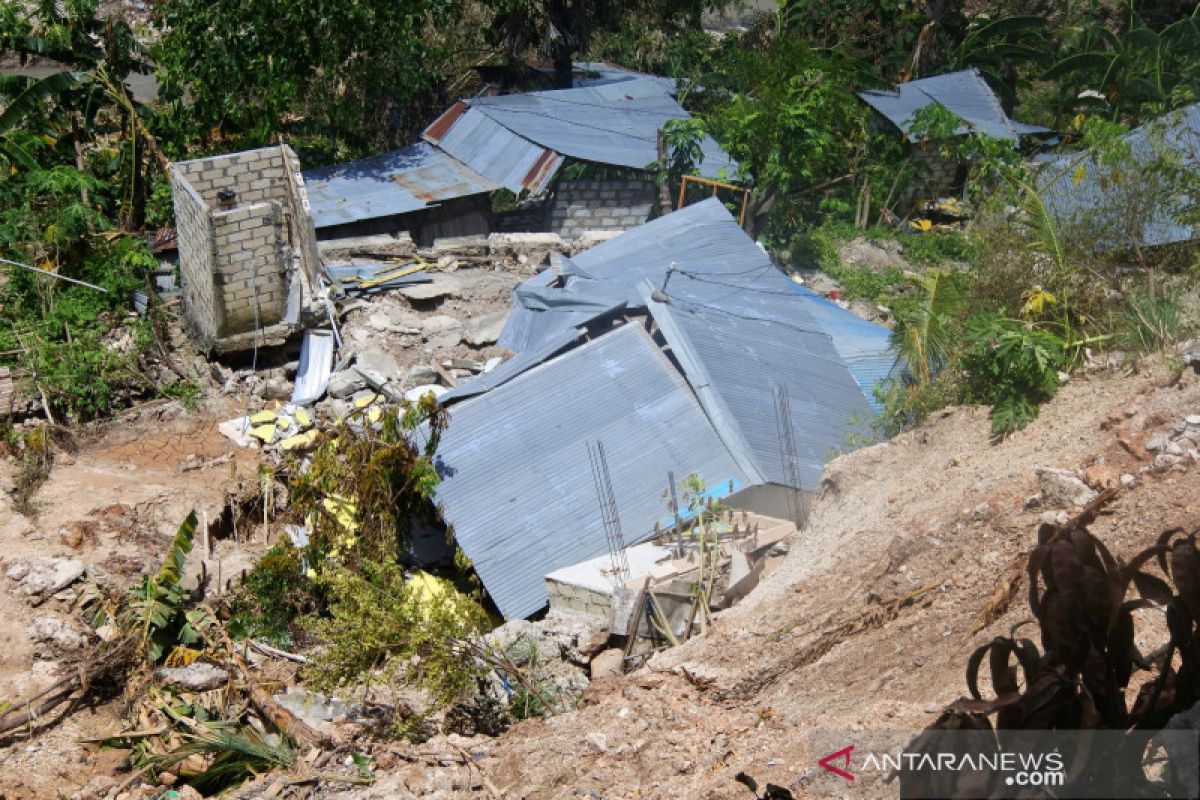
[302, 561, 488, 706]
[1119, 290, 1187, 353]
[225, 543, 318, 648]
[962, 314, 1068, 436]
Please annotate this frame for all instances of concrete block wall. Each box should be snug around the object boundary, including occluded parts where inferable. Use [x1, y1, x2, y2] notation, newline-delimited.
[550, 179, 655, 239]
[901, 147, 962, 210]
[174, 147, 289, 209]
[171, 169, 220, 341]
[172, 145, 316, 346]
[210, 203, 288, 334]
[545, 578, 611, 621]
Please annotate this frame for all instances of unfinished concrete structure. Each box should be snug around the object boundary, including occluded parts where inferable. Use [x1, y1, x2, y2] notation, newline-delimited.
[171, 145, 320, 351]
[548, 179, 657, 238]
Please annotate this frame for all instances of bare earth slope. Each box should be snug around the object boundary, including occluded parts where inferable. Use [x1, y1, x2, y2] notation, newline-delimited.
[341, 362, 1200, 799]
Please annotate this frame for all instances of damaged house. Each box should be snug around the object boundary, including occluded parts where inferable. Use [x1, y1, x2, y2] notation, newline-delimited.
[303, 72, 734, 245]
[858, 68, 1050, 209]
[425, 198, 893, 619]
[1038, 102, 1200, 250]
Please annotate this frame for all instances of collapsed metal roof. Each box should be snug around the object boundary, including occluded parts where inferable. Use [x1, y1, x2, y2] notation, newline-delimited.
[432, 200, 894, 618]
[429, 322, 749, 619]
[302, 142, 499, 228]
[859, 68, 1050, 142]
[1039, 102, 1200, 248]
[424, 83, 735, 193]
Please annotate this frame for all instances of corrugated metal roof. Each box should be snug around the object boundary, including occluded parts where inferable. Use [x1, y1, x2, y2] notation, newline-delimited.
[302, 142, 498, 228]
[859, 69, 1049, 142]
[572, 62, 678, 96]
[789, 286, 897, 411]
[424, 105, 563, 194]
[429, 322, 749, 619]
[499, 199, 894, 407]
[425, 84, 735, 188]
[644, 285, 877, 490]
[1039, 103, 1200, 248]
[439, 327, 585, 403]
[469, 87, 735, 177]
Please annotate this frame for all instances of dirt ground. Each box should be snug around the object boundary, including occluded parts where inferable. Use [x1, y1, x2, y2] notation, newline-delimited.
[0, 396, 268, 800]
[325, 360, 1200, 799]
[0, 359, 1197, 799]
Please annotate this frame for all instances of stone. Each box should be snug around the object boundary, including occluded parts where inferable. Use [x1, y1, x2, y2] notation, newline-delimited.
[1036, 467, 1097, 509]
[1165, 701, 1200, 789]
[1121, 473, 1136, 487]
[261, 375, 291, 401]
[420, 315, 463, 338]
[1038, 510, 1069, 527]
[404, 384, 448, 402]
[399, 275, 461, 301]
[354, 349, 402, 390]
[1155, 453, 1183, 470]
[317, 232, 414, 261]
[586, 731, 609, 753]
[274, 689, 364, 725]
[26, 615, 89, 652]
[407, 364, 439, 384]
[1147, 432, 1171, 452]
[462, 310, 509, 347]
[326, 369, 368, 399]
[1115, 426, 1151, 461]
[791, 268, 841, 297]
[425, 332, 462, 350]
[155, 662, 230, 692]
[483, 357, 503, 373]
[1083, 463, 1121, 491]
[1186, 414, 1200, 426]
[8, 557, 86, 602]
[971, 502, 992, 521]
[590, 648, 625, 680]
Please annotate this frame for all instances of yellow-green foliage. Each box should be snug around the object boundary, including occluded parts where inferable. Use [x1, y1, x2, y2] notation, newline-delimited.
[287, 399, 446, 572]
[303, 561, 488, 707]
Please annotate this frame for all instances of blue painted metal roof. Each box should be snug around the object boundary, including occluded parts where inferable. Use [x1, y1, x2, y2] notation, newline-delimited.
[859, 69, 1049, 142]
[302, 142, 498, 228]
[425, 84, 735, 191]
[1039, 103, 1200, 248]
[789, 286, 897, 412]
[644, 285, 877, 490]
[497, 200, 895, 412]
[429, 322, 749, 619]
[439, 327, 585, 403]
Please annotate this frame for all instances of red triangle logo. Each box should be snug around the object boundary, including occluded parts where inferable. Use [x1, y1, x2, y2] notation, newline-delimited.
[819, 745, 855, 781]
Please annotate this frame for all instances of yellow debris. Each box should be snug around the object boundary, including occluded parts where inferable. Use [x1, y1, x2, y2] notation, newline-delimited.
[353, 392, 380, 409]
[249, 409, 278, 424]
[276, 414, 293, 430]
[295, 408, 313, 428]
[408, 571, 474, 624]
[279, 430, 319, 451]
[367, 407, 382, 424]
[249, 424, 277, 443]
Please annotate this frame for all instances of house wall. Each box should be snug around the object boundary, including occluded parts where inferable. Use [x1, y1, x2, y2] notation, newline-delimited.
[550, 179, 656, 238]
[171, 145, 317, 347]
[210, 203, 288, 334]
[171, 168, 221, 341]
[725, 484, 814, 527]
[901, 147, 963, 210]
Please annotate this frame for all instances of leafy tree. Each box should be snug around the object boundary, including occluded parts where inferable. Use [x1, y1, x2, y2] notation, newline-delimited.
[1044, 5, 1200, 123]
[152, 0, 466, 154]
[681, 35, 872, 235]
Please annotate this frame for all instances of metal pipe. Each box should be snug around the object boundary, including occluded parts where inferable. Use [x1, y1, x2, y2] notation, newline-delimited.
[0, 257, 108, 292]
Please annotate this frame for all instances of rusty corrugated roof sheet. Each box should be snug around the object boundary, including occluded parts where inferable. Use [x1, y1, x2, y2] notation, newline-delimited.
[302, 142, 498, 228]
